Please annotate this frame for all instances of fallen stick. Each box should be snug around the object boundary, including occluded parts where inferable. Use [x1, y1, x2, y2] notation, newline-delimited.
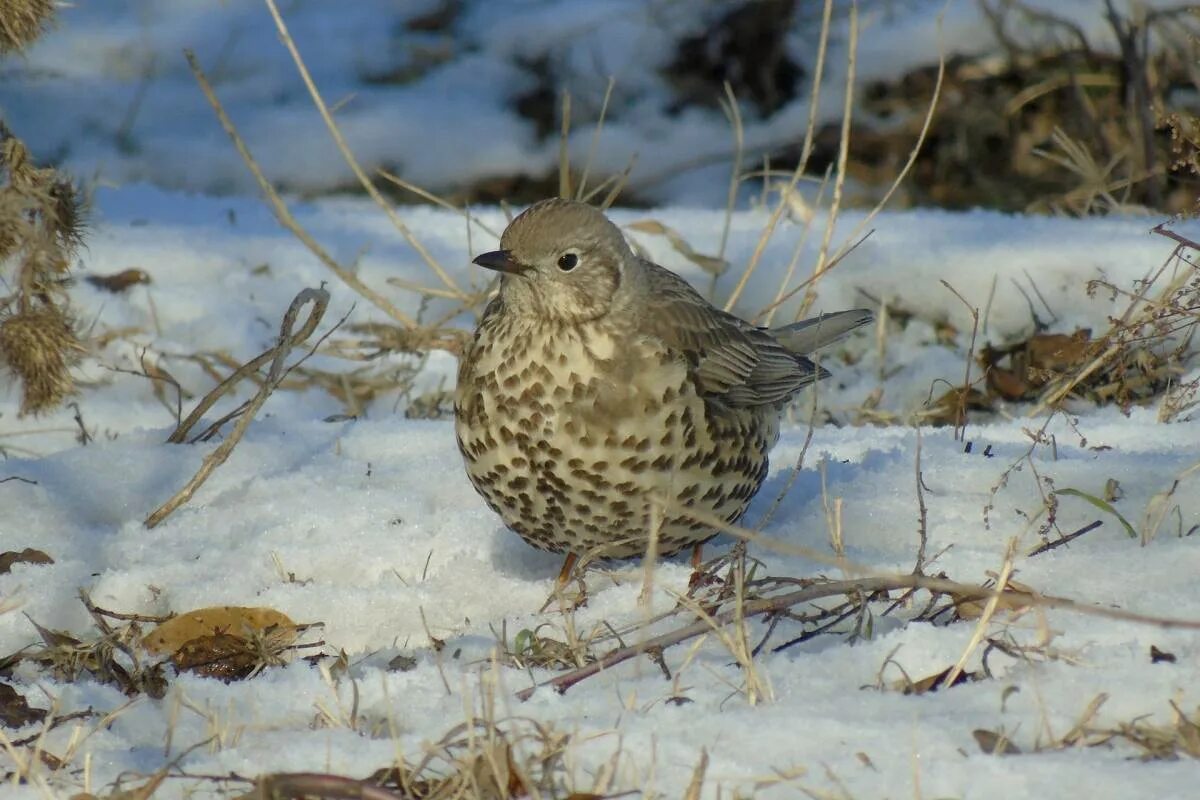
[516, 571, 1200, 700]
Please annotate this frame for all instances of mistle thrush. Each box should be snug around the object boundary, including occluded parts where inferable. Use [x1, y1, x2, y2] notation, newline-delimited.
[454, 199, 871, 580]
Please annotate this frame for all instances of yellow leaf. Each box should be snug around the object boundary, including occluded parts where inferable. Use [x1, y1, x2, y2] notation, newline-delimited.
[142, 606, 297, 655]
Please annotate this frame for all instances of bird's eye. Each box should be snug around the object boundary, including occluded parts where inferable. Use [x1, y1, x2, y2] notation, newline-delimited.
[557, 253, 578, 272]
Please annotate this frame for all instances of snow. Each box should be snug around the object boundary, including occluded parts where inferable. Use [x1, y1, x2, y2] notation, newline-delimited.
[2, 184, 1198, 798]
[1, 0, 1189, 205]
[2, 1, 1200, 798]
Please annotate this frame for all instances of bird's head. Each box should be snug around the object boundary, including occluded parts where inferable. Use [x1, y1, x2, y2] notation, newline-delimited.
[473, 199, 637, 322]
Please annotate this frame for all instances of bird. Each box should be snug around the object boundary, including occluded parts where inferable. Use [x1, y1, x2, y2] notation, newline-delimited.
[454, 198, 872, 583]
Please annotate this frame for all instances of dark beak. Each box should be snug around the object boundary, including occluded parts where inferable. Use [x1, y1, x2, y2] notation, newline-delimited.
[473, 249, 527, 275]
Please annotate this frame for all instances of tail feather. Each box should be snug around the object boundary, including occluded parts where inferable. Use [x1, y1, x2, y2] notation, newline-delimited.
[770, 309, 874, 354]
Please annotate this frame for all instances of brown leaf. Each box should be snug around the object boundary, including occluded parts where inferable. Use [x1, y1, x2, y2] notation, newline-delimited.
[954, 579, 1036, 620]
[898, 666, 979, 695]
[142, 606, 297, 656]
[0, 681, 47, 728]
[973, 728, 1021, 755]
[985, 364, 1031, 400]
[0, 548, 53, 574]
[170, 633, 258, 681]
[924, 386, 991, 427]
[84, 268, 151, 293]
[25, 615, 81, 649]
[1150, 645, 1177, 664]
[1026, 329, 1091, 371]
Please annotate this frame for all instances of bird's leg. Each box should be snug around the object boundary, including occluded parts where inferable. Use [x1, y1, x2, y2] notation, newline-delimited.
[556, 552, 579, 585]
[687, 544, 705, 591]
[687, 543, 722, 593]
[539, 553, 586, 613]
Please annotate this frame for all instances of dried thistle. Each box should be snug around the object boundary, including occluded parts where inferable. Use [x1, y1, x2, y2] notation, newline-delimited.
[0, 123, 86, 277]
[0, 0, 56, 53]
[1, 122, 87, 415]
[0, 305, 83, 415]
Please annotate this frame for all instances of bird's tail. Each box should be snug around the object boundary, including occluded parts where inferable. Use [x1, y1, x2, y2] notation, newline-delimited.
[770, 309, 874, 354]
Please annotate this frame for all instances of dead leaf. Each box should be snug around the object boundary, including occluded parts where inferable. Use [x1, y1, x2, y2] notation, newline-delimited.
[974, 728, 1021, 755]
[897, 666, 979, 695]
[0, 548, 53, 574]
[170, 633, 258, 681]
[981, 329, 1092, 401]
[984, 364, 1030, 400]
[1150, 645, 1177, 664]
[142, 606, 297, 656]
[1027, 330, 1091, 371]
[0, 681, 47, 728]
[923, 386, 991, 427]
[84, 268, 151, 293]
[954, 579, 1036, 620]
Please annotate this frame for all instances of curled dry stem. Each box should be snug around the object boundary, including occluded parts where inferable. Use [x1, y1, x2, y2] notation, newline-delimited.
[144, 287, 329, 529]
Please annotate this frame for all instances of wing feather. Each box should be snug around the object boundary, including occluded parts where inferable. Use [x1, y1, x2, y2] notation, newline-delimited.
[638, 262, 829, 407]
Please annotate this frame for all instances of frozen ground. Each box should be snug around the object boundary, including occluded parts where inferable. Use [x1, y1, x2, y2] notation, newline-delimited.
[1, 186, 1199, 798]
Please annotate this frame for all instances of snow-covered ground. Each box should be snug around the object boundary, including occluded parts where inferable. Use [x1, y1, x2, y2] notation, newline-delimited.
[2, 1, 1200, 798]
[1, 185, 1198, 798]
[0, 0, 1188, 205]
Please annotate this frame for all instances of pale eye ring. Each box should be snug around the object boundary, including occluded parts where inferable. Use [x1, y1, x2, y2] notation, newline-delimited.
[557, 253, 578, 271]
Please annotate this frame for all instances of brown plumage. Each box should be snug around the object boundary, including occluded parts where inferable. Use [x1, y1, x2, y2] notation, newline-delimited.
[454, 199, 871, 577]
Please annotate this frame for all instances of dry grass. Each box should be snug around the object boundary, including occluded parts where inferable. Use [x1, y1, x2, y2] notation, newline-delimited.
[849, 0, 1200, 215]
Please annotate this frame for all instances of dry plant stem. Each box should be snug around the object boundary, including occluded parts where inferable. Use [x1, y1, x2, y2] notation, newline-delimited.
[793, 9, 946, 323]
[913, 427, 929, 574]
[717, 81, 744, 265]
[184, 50, 417, 329]
[683, 749, 709, 800]
[597, 154, 638, 210]
[1027, 519, 1103, 556]
[165, 293, 328, 444]
[723, 156, 806, 312]
[377, 169, 501, 240]
[262, 0, 464, 299]
[639, 500, 664, 608]
[755, 388, 819, 531]
[1140, 458, 1200, 542]
[671, 502, 1200, 628]
[144, 288, 329, 528]
[256, 772, 405, 800]
[941, 539, 1017, 690]
[939, 279, 981, 440]
[576, 77, 616, 202]
[722, 0, 834, 313]
[762, 165, 830, 327]
[752, 230, 873, 321]
[798, 2, 857, 320]
[1032, 225, 1195, 414]
[581, 154, 635, 205]
[517, 566, 1200, 701]
[558, 90, 572, 199]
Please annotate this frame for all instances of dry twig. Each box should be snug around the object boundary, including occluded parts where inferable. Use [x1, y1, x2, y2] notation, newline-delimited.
[144, 287, 329, 528]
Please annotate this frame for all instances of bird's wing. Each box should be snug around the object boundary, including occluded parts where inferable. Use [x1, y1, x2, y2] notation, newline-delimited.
[638, 262, 826, 407]
[770, 309, 874, 353]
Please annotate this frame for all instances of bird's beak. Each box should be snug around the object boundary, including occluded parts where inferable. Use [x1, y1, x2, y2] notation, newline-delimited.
[473, 249, 528, 275]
